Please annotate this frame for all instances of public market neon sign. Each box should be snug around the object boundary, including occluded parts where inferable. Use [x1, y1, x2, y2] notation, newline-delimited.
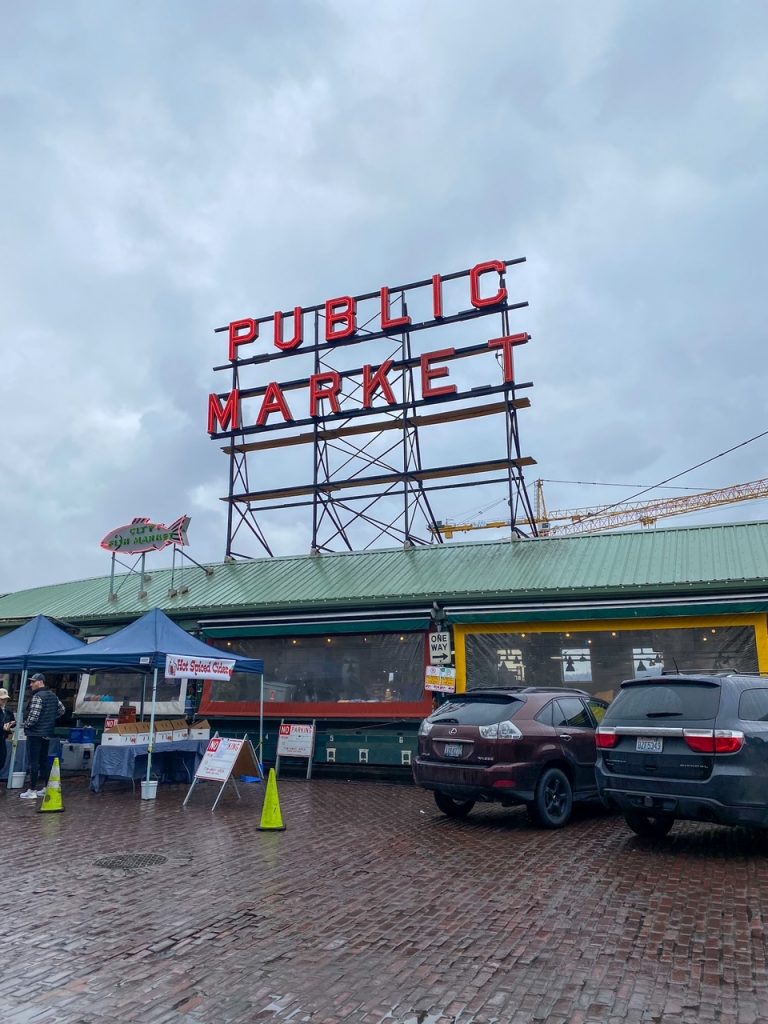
[207, 259, 530, 436]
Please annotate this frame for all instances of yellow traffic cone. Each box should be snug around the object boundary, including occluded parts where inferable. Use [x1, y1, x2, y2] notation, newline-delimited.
[257, 768, 285, 831]
[39, 757, 64, 814]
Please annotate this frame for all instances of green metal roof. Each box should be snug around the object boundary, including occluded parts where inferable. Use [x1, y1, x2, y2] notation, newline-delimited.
[2, 519, 768, 629]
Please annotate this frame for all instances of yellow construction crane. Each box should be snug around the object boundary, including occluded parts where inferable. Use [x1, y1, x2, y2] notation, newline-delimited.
[433, 477, 768, 539]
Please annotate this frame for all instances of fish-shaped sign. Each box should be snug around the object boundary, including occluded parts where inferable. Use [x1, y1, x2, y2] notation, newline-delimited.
[100, 515, 191, 554]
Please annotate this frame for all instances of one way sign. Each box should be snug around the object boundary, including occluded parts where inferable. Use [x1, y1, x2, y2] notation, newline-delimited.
[428, 631, 452, 665]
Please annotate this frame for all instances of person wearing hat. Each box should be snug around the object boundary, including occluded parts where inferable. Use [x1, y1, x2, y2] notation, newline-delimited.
[0, 686, 16, 778]
[19, 673, 65, 800]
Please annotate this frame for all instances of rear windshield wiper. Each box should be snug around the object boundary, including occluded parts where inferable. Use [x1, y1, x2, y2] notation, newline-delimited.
[433, 717, 459, 724]
[645, 711, 683, 718]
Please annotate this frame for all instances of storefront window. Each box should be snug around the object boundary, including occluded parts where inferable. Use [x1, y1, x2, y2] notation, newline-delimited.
[208, 633, 425, 704]
[466, 626, 759, 702]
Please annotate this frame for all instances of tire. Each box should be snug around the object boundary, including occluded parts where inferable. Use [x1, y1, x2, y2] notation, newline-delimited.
[529, 767, 573, 829]
[434, 791, 475, 818]
[623, 809, 675, 838]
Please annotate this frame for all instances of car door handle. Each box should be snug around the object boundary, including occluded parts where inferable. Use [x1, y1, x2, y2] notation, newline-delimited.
[559, 734, 572, 742]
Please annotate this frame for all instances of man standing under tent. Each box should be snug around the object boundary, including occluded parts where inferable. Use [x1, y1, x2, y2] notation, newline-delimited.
[19, 673, 64, 800]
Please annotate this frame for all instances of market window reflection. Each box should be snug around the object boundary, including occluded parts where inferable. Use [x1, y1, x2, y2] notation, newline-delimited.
[632, 647, 663, 677]
[208, 633, 425, 704]
[466, 626, 758, 702]
[559, 648, 592, 683]
[495, 647, 524, 683]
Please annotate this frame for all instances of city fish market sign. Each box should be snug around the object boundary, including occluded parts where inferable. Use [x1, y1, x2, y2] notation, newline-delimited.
[165, 654, 235, 681]
[101, 515, 191, 555]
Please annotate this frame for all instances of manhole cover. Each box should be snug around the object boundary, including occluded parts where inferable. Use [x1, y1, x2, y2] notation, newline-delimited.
[94, 853, 168, 870]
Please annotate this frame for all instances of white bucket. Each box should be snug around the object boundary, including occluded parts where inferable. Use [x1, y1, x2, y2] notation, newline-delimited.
[8, 771, 26, 790]
[140, 780, 158, 801]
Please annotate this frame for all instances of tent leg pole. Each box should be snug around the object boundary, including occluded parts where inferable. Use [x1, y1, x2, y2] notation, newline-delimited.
[146, 667, 158, 784]
[7, 668, 28, 785]
[259, 673, 264, 769]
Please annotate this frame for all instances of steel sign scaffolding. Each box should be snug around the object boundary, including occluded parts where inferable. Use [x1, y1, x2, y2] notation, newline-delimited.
[209, 258, 539, 558]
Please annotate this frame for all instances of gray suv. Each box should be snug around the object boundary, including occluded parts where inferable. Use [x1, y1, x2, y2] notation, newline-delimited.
[596, 673, 768, 837]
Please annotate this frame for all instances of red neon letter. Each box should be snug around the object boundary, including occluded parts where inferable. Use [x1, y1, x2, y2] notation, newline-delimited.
[432, 274, 444, 319]
[421, 349, 457, 400]
[274, 307, 303, 351]
[208, 390, 240, 433]
[488, 333, 530, 382]
[256, 382, 294, 427]
[363, 361, 396, 408]
[325, 297, 357, 342]
[310, 372, 342, 417]
[228, 319, 258, 361]
[470, 260, 507, 309]
[380, 287, 411, 331]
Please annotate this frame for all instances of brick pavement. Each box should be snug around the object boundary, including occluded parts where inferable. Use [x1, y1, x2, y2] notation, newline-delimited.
[3, 774, 768, 1024]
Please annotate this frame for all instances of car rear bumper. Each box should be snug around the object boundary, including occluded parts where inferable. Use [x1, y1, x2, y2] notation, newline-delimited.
[597, 773, 768, 828]
[412, 756, 536, 804]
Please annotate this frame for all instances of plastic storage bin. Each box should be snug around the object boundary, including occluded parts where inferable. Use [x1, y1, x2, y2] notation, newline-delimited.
[61, 742, 95, 771]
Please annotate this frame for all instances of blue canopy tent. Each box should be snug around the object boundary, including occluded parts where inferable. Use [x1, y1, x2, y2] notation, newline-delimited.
[0, 615, 86, 784]
[33, 607, 264, 787]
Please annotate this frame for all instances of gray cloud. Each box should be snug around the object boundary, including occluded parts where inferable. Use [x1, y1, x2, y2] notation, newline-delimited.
[1, 1, 767, 589]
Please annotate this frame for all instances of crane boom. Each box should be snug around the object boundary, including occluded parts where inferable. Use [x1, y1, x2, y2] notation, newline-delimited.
[433, 477, 768, 539]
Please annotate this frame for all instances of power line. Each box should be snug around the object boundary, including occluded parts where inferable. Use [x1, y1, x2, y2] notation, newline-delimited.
[540, 479, 713, 492]
[572, 428, 768, 524]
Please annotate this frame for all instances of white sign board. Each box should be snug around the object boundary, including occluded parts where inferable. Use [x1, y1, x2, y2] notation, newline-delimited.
[425, 665, 457, 693]
[165, 654, 235, 681]
[277, 723, 315, 758]
[428, 631, 452, 665]
[184, 734, 263, 811]
[195, 736, 246, 781]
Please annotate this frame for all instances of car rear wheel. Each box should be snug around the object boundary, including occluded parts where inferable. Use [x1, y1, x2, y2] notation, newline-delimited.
[529, 767, 573, 828]
[434, 791, 475, 818]
[623, 809, 675, 838]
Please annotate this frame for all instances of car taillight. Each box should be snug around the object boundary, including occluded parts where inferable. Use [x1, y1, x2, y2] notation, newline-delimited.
[595, 727, 619, 748]
[478, 720, 522, 740]
[418, 720, 434, 737]
[683, 729, 745, 754]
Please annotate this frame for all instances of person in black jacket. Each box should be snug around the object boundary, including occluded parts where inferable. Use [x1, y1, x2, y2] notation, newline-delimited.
[0, 687, 16, 777]
[20, 674, 65, 800]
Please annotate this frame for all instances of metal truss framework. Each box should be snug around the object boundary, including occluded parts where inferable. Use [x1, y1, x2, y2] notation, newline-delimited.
[211, 259, 539, 559]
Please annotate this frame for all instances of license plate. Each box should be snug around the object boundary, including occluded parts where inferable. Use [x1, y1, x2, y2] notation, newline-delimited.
[443, 743, 463, 758]
[636, 736, 663, 753]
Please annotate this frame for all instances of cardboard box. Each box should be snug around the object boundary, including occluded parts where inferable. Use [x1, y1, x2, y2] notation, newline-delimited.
[169, 720, 189, 741]
[133, 723, 151, 745]
[101, 724, 137, 746]
[188, 720, 211, 741]
[153, 720, 174, 744]
[101, 730, 126, 746]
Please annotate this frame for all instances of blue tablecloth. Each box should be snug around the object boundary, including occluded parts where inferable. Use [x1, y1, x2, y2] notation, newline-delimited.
[90, 740, 209, 793]
[0, 739, 27, 781]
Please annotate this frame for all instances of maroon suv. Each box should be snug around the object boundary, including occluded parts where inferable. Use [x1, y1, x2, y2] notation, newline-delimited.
[413, 686, 609, 827]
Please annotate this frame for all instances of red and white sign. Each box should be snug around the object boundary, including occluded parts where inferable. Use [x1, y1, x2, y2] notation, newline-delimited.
[165, 654, 235, 681]
[276, 723, 315, 758]
[207, 258, 529, 436]
[195, 736, 245, 782]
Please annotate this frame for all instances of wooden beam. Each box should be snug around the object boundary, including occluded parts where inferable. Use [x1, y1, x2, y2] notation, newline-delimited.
[224, 398, 531, 454]
[230, 456, 537, 503]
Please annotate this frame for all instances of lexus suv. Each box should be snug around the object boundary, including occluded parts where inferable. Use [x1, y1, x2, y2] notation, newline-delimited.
[596, 673, 768, 838]
[413, 687, 609, 828]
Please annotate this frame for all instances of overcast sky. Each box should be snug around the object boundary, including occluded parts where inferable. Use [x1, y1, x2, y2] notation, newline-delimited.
[2, 1, 767, 592]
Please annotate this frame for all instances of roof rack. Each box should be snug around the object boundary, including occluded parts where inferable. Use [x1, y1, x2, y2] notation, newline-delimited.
[466, 685, 590, 696]
[659, 670, 768, 678]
